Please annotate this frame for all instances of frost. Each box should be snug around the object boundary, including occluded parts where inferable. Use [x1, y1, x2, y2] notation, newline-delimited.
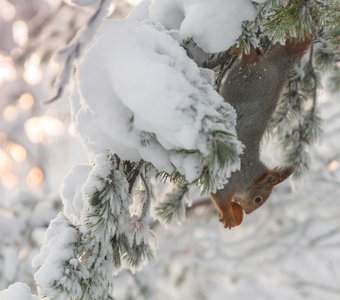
[33, 214, 84, 300]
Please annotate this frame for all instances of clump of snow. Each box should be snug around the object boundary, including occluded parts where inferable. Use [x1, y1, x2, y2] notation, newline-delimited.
[74, 19, 242, 191]
[132, 0, 256, 53]
[0, 282, 38, 300]
[180, 0, 255, 53]
[149, 0, 184, 30]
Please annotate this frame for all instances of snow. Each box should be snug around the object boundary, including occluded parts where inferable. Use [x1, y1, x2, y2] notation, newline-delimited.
[32, 214, 83, 300]
[60, 164, 92, 224]
[81, 154, 117, 195]
[74, 19, 241, 190]
[149, 0, 184, 30]
[3, 2, 340, 300]
[127, 0, 150, 21]
[133, 0, 256, 53]
[180, 0, 255, 53]
[0, 282, 38, 300]
[77, 153, 132, 242]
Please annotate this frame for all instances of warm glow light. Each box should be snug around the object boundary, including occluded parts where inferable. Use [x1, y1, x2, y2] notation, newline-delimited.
[13, 20, 28, 47]
[0, 149, 12, 173]
[328, 160, 339, 172]
[18, 92, 34, 110]
[0, 55, 16, 85]
[0, 1, 16, 22]
[27, 167, 44, 190]
[24, 53, 42, 85]
[3, 105, 18, 122]
[24, 116, 64, 144]
[8, 143, 27, 162]
[1, 172, 17, 189]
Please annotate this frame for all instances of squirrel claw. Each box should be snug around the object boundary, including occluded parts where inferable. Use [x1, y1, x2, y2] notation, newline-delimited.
[223, 217, 236, 230]
[220, 210, 236, 229]
[220, 202, 243, 229]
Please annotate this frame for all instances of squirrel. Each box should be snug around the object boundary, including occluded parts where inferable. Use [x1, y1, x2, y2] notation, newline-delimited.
[211, 38, 312, 229]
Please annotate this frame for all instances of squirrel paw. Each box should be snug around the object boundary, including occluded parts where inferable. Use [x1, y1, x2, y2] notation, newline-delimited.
[218, 209, 236, 229]
[219, 202, 243, 229]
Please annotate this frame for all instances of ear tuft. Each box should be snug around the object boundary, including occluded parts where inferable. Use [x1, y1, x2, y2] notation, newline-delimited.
[255, 165, 295, 188]
[274, 165, 295, 183]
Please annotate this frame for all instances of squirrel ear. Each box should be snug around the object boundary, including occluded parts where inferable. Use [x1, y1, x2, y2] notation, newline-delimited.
[255, 165, 295, 188]
[273, 165, 295, 184]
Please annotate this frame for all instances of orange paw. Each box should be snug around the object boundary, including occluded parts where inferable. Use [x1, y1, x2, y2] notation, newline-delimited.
[219, 202, 243, 229]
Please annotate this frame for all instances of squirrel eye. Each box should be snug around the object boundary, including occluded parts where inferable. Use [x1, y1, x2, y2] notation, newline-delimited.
[254, 196, 263, 204]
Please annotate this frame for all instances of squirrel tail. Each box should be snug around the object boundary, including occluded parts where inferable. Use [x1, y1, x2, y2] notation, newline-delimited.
[239, 36, 313, 66]
[265, 36, 313, 66]
[284, 37, 313, 61]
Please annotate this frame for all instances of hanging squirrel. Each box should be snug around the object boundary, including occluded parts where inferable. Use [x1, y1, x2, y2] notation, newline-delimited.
[211, 38, 312, 229]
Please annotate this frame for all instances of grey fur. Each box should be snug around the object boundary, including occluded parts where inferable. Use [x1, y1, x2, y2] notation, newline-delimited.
[215, 45, 298, 205]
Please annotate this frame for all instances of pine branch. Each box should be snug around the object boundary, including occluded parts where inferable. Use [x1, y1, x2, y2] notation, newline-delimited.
[269, 43, 322, 175]
[154, 183, 189, 225]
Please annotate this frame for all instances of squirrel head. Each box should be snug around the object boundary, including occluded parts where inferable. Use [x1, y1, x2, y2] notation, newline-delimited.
[236, 165, 295, 214]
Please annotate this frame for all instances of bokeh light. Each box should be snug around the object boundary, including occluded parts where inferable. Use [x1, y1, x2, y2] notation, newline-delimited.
[3, 106, 19, 122]
[18, 93, 34, 111]
[24, 116, 65, 144]
[0, 0, 16, 22]
[7, 143, 27, 163]
[1, 172, 18, 189]
[0, 149, 12, 172]
[328, 160, 339, 172]
[24, 53, 43, 85]
[26, 167, 44, 190]
[0, 55, 17, 85]
[12, 20, 28, 47]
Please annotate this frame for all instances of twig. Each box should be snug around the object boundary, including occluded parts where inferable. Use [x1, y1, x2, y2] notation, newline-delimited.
[45, 0, 112, 103]
[140, 173, 151, 218]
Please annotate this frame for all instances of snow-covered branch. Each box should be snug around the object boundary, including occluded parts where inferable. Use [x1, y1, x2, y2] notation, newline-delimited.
[47, 0, 113, 103]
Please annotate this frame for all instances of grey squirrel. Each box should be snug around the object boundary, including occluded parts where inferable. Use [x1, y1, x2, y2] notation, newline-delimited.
[211, 38, 312, 229]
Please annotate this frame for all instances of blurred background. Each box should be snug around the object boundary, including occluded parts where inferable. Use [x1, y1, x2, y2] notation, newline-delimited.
[0, 1, 340, 299]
